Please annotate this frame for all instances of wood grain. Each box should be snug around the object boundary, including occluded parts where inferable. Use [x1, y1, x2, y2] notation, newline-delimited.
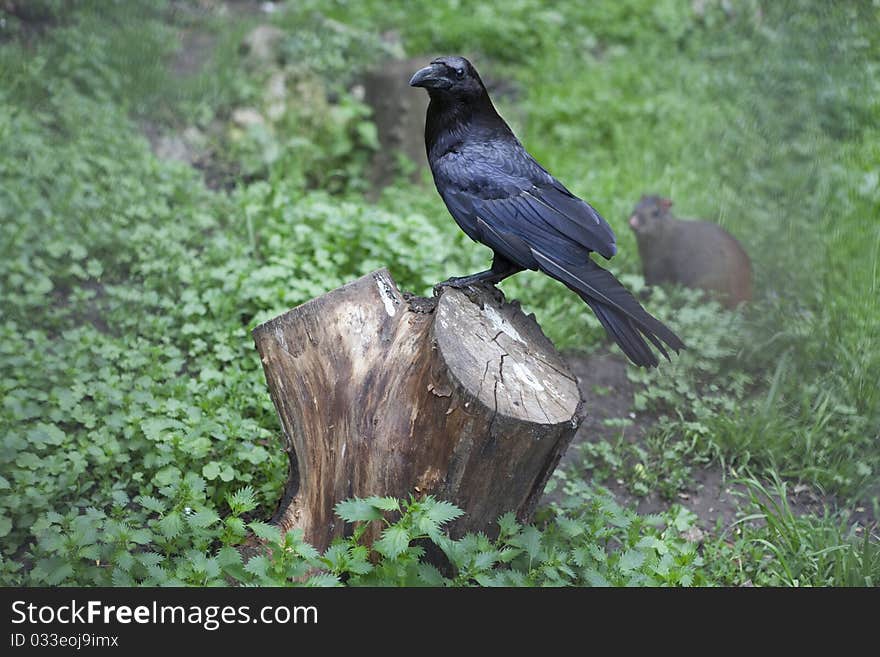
[252, 269, 582, 553]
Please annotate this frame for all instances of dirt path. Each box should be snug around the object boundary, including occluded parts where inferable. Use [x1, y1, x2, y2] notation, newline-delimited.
[141, 1, 268, 188]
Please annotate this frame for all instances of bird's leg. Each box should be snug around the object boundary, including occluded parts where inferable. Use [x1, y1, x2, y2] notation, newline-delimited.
[433, 255, 523, 296]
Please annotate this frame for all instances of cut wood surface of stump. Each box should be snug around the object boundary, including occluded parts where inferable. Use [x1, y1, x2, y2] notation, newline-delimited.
[252, 269, 582, 553]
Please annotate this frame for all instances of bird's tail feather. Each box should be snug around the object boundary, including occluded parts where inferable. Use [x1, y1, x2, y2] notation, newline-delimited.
[530, 249, 685, 367]
[584, 298, 664, 367]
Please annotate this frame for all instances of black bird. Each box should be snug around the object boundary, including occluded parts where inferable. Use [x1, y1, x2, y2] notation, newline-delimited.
[410, 55, 685, 367]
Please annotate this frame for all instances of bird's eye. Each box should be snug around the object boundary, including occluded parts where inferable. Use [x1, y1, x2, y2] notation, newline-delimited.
[455, 67, 465, 79]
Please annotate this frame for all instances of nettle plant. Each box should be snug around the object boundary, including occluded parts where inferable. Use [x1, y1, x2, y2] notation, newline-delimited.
[310, 487, 706, 586]
[18, 483, 707, 587]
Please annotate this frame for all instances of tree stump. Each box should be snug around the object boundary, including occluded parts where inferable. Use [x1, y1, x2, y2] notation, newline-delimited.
[252, 269, 582, 553]
[362, 58, 430, 194]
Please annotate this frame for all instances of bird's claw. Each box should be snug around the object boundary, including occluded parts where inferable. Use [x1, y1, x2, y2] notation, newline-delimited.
[432, 279, 490, 308]
[432, 277, 469, 297]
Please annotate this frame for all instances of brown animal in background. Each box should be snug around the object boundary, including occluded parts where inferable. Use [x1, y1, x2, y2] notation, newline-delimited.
[628, 195, 752, 309]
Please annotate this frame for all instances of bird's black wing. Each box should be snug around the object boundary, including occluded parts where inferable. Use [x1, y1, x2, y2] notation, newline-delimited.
[432, 139, 684, 367]
[432, 138, 618, 260]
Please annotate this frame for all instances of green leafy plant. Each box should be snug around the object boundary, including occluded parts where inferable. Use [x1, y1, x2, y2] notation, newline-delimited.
[0, 0, 876, 587]
[703, 474, 879, 587]
[325, 488, 708, 587]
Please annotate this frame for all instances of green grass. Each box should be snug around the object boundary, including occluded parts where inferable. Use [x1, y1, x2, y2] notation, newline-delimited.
[704, 475, 879, 587]
[0, 0, 877, 586]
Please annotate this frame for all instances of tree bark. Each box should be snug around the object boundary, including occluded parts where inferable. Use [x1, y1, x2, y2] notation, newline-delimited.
[252, 269, 582, 553]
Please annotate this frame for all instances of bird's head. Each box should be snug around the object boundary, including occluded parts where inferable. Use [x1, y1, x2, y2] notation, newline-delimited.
[409, 56, 487, 100]
[629, 195, 673, 237]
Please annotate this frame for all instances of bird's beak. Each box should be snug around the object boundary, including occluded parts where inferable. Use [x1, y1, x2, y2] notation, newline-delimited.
[409, 63, 441, 88]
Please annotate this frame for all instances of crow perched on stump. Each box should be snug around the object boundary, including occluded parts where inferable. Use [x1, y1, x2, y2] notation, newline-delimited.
[410, 55, 685, 367]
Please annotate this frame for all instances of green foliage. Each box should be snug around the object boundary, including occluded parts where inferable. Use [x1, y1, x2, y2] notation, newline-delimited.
[318, 491, 706, 587]
[11, 488, 712, 587]
[703, 474, 880, 587]
[271, 11, 396, 82]
[0, 0, 877, 586]
[227, 89, 380, 192]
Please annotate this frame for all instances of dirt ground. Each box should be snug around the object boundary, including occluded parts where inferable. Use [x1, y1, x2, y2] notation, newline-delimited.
[547, 349, 876, 537]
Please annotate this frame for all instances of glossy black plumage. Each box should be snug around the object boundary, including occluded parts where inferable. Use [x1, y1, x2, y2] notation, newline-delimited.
[410, 56, 684, 367]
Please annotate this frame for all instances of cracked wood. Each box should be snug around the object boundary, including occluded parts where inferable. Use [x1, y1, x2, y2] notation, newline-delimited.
[252, 268, 582, 554]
